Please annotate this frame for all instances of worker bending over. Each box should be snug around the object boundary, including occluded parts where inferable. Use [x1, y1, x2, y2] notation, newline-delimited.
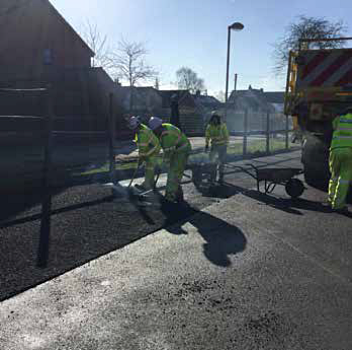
[205, 112, 229, 183]
[328, 106, 352, 213]
[128, 116, 161, 190]
[149, 117, 191, 203]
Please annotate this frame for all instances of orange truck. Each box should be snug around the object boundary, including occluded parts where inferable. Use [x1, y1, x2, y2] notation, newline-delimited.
[285, 37, 352, 186]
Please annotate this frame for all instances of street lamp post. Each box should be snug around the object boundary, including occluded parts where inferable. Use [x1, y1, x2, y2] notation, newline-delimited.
[224, 22, 244, 119]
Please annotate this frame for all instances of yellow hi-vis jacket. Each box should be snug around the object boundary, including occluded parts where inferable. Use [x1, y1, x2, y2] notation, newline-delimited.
[135, 124, 161, 158]
[205, 123, 229, 147]
[159, 123, 191, 158]
[330, 113, 352, 150]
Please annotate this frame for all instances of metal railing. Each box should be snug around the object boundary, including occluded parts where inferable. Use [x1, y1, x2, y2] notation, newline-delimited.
[0, 88, 117, 268]
[231, 109, 293, 157]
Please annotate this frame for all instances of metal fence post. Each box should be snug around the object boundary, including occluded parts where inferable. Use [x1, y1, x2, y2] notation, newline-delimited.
[37, 86, 54, 268]
[243, 109, 248, 157]
[266, 111, 270, 154]
[285, 114, 289, 150]
[109, 93, 116, 187]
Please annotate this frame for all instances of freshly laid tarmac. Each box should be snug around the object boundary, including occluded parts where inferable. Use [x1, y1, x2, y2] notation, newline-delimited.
[1, 150, 351, 350]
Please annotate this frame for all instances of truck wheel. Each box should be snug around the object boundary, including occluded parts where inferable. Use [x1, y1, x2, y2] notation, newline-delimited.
[303, 168, 317, 187]
[191, 167, 202, 189]
[301, 135, 330, 189]
[304, 166, 329, 190]
[285, 179, 305, 198]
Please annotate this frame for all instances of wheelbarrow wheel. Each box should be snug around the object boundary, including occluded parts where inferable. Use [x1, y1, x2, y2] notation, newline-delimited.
[192, 168, 203, 190]
[176, 186, 184, 203]
[285, 179, 305, 199]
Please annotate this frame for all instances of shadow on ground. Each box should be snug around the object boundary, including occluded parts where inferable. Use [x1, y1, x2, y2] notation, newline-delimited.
[0, 186, 219, 301]
[198, 183, 241, 199]
[0, 162, 152, 225]
[220, 182, 352, 217]
[0, 187, 66, 225]
[161, 202, 247, 267]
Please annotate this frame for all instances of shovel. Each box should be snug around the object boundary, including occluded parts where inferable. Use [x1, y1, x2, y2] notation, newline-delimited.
[103, 160, 142, 198]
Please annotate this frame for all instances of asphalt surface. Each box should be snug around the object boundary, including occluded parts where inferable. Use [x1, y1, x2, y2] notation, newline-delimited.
[1, 150, 352, 349]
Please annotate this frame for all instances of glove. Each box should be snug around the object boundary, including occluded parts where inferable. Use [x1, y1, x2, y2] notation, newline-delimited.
[139, 155, 147, 165]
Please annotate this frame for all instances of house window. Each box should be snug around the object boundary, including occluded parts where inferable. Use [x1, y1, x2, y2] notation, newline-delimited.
[43, 49, 53, 65]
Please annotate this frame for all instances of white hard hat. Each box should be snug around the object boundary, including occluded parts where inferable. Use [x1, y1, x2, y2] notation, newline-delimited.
[149, 117, 163, 130]
[128, 116, 141, 129]
[211, 110, 221, 118]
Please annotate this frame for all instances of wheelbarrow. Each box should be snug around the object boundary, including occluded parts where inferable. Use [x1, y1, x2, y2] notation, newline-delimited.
[231, 164, 305, 198]
[189, 162, 218, 192]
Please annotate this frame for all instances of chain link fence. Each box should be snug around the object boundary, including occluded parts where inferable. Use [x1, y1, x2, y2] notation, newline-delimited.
[223, 109, 296, 158]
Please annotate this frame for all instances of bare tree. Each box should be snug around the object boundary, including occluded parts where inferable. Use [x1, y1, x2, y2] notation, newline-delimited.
[273, 16, 347, 76]
[214, 91, 226, 103]
[111, 39, 157, 86]
[176, 67, 205, 94]
[110, 39, 157, 110]
[154, 77, 160, 90]
[80, 20, 112, 70]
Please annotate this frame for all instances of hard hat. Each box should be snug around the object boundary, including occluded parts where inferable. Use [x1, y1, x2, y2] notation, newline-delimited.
[128, 116, 141, 129]
[149, 117, 163, 130]
[210, 111, 221, 124]
[211, 110, 221, 118]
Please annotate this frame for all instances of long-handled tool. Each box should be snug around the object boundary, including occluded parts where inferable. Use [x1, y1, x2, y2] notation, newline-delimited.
[128, 159, 141, 188]
[103, 159, 143, 199]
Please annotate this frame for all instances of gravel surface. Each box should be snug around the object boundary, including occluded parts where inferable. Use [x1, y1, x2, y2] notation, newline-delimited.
[0, 151, 301, 301]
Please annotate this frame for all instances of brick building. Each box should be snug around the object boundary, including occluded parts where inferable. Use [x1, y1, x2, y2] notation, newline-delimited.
[0, 0, 122, 135]
[0, 0, 94, 83]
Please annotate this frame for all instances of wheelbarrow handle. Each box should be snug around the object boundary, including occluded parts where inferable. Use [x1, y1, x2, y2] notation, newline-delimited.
[245, 163, 259, 172]
[229, 165, 258, 181]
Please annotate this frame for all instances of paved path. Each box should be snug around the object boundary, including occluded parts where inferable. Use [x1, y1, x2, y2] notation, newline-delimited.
[4, 136, 258, 177]
[115, 135, 266, 160]
[1, 150, 351, 349]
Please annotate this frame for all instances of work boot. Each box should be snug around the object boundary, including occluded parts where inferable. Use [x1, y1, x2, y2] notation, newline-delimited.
[332, 206, 349, 214]
[176, 189, 184, 203]
[134, 182, 150, 192]
[322, 200, 332, 207]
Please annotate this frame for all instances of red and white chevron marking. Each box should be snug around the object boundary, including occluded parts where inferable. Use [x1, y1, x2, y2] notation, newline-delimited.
[297, 50, 352, 88]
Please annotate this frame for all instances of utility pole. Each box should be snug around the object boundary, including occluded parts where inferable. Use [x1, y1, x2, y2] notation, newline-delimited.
[224, 22, 244, 119]
[234, 73, 238, 91]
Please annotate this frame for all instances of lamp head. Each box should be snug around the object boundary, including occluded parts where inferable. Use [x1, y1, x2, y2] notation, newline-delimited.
[229, 22, 244, 31]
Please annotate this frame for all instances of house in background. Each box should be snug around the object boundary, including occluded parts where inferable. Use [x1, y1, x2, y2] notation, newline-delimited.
[228, 86, 275, 114]
[116, 86, 163, 119]
[194, 94, 223, 112]
[115, 87, 217, 136]
[0, 0, 122, 136]
[193, 92, 223, 128]
[158, 90, 206, 135]
[262, 91, 285, 114]
[226, 86, 286, 132]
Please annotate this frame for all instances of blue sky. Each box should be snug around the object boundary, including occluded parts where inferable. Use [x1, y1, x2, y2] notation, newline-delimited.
[51, 0, 352, 95]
